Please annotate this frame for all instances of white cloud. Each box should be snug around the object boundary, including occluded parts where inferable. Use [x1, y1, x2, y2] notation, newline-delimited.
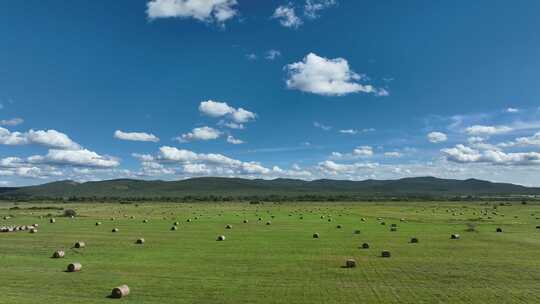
[199, 100, 234, 117]
[384, 152, 402, 158]
[28, 149, 120, 168]
[114, 130, 160, 142]
[506, 107, 519, 113]
[442, 144, 540, 166]
[353, 146, 373, 157]
[26, 129, 80, 150]
[465, 125, 512, 136]
[331, 146, 374, 160]
[339, 129, 358, 135]
[265, 49, 281, 60]
[0, 128, 80, 150]
[318, 160, 378, 175]
[304, 0, 337, 19]
[177, 126, 221, 142]
[226, 135, 244, 144]
[0, 118, 23, 126]
[219, 121, 244, 129]
[272, 4, 302, 28]
[231, 107, 256, 123]
[427, 131, 448, 143]
[199, 100, 256, 125]
[157, 146, 271, 175]
[146, 0, 239, 24]
[0, 127, 27, 145]
[285, 53, 386, 96]
[500, 132, 540, 148]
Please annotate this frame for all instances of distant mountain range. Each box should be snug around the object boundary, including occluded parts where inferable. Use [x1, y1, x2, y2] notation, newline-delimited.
[0, 177, 539, 200]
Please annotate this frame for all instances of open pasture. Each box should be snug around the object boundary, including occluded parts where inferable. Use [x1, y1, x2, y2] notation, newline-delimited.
[1, 201, 540, 303]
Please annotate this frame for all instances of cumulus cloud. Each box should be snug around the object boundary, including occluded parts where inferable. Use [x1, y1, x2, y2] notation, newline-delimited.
[146, 0, 239, 24]
[27, 129, 80, 150]
[28, 149, 120, 168]
[285, 53, 386, 96]
[272, 4, 302, 28]
[318, 160, 378, 175]
[353, 146, 373, 157]
[465, 125, 512, 136]
[226, 135, 244, 144]
[177, 126, 221, 142]
[157, 146, 271, 175]
[0, 127, 27, 145]
[500, 132, 540, 148]
[427, 131, 448, 143]
[331, 146, 374, 160]
[442, 144, 540, 166]
[0, 127, 80, 150]
[199, 100, 256, 127]
[0, 118, 24, 126]
[114, 130, 160, 142]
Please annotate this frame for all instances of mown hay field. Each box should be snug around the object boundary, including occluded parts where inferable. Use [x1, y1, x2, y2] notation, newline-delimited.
[1, 201, 539, 303]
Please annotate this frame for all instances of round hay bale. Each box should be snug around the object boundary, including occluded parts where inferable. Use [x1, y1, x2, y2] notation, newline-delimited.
[173, 222, 179, 226]
[450, 234, 460, 240]
[336, 224, 342, 229]
[361, 218, 366, 222]
[112, 228, 119, 233]
[111, 285, 130, 299]
[217, 235, 226, 241]
[390, 227, 397, 232]
[258, 217, 262, 221]
[380, 222, 386, 226]
[410, 237, 419, 243]
[33, 224, 39, 228]
[496, 227, 503, 233]
[226, 224, 232, 229]
[327, 218, 332, 222]
[95, 222, 101, 226]
[52, 250, 65, 258]
[299, 216, 303, 220]
[354, 229, 361, 234]
[74, 241, 86, 249]
[67, 262, 82, 272]
[29, 228, 37, 233]
[171, 226, 177, 231]
[143, 219, 148, 223]
[186, 219, 192, 222]
[313, 233, 320, 239]
[266, 221, 271, 225]
[345, 258, 357, 268]
[361, 242, 370, 249]
[243, 219, 248, 223]
[136, 238, 145, 244]
[381, 250, 391, 258]
[50, 218, 56, 223]
[390, 224, 397, 228]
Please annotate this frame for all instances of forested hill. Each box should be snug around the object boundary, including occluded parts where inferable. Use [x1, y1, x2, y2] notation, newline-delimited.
[0, 176, 538, 201]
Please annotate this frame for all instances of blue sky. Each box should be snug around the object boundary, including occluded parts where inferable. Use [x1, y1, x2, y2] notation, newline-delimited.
[1, 0, 540, 186]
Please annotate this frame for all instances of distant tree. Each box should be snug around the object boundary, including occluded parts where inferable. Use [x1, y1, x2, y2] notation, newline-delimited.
[63, 209, 77, 217]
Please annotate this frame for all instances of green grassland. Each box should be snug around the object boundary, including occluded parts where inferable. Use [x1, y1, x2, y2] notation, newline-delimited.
[1, 201, 539, 304]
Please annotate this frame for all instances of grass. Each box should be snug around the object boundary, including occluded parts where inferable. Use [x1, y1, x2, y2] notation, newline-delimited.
[1, 201, 539, 303]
